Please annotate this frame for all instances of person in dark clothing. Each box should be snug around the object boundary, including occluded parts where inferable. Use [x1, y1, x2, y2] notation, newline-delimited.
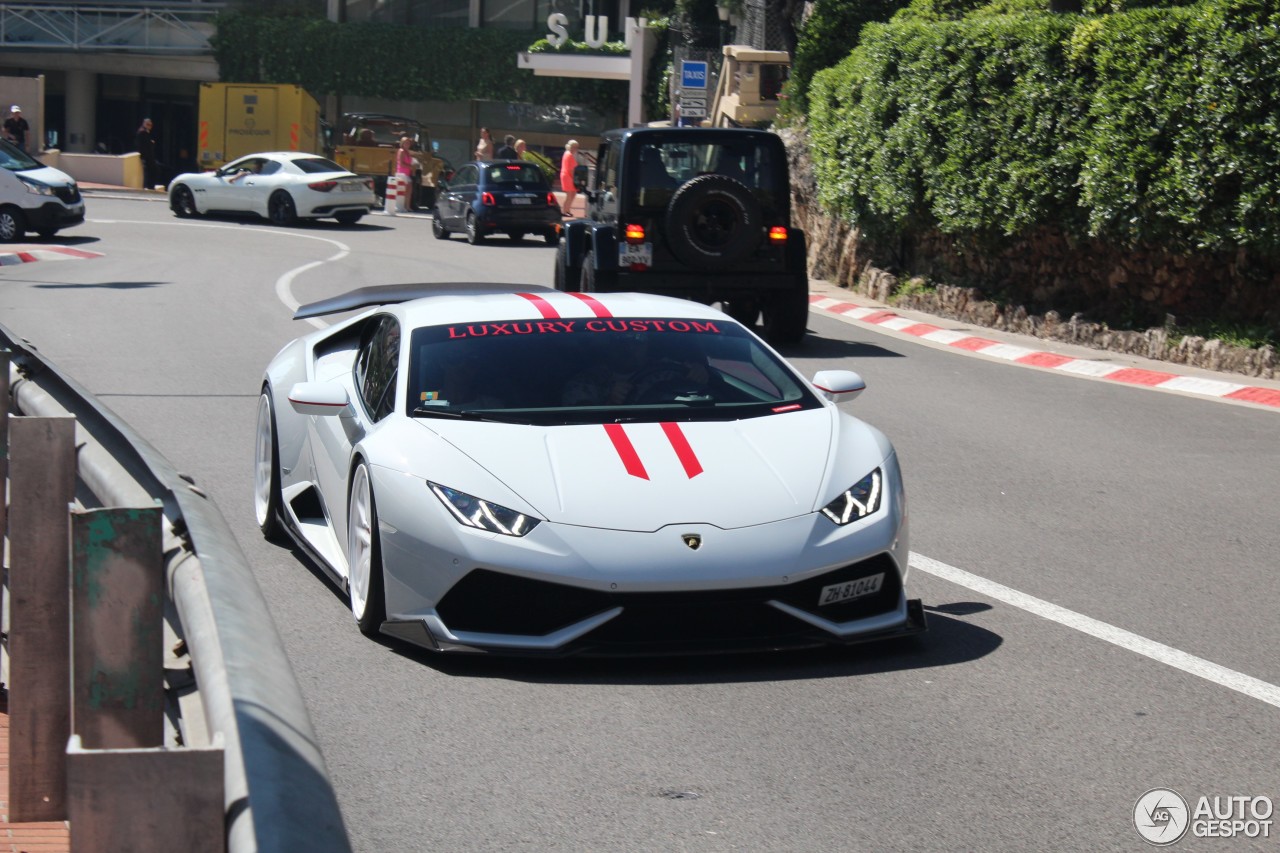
[135, 117, 159, 188]
[4, 106, 30, 151]
[495, 134, 518, 160]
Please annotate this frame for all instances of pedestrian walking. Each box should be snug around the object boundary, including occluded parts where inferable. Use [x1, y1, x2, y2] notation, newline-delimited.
[4, 106, 30, 152]
[496, 134, 518, 159]
[560, 139, 580, 218]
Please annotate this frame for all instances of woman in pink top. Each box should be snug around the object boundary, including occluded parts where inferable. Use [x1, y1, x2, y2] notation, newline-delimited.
[560, 139, 580, 218]
[394, 136, 416, 211]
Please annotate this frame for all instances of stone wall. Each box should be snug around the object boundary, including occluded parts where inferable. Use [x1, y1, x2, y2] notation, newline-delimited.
[782, 128, 1278, 380]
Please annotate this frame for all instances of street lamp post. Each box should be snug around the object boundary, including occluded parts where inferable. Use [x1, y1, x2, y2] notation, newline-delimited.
[716, 1, 730, 47]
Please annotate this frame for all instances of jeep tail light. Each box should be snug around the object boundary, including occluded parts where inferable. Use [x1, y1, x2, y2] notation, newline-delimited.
[768, 226, 788, 244]
[308, 181, 337, 192]
[624, 223, 646, 244]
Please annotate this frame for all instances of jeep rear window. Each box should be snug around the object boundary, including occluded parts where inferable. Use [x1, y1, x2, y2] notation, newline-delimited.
[629, 141, 779, 206]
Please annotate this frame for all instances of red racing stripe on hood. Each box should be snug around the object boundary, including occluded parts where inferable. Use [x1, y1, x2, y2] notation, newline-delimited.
[604, 423, 649, 480]
[517, 292, 560, 319]
[661, 422, 703, 478]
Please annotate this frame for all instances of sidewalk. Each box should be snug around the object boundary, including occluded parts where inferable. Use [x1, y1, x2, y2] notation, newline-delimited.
[1, 693, 71, 853]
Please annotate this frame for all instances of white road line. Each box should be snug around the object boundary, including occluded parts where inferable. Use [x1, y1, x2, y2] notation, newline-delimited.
[88, 218, 348, 330]
[910, 552, 1280, 710]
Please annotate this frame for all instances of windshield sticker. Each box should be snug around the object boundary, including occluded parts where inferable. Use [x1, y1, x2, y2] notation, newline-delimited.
[446, 319, 724, 339]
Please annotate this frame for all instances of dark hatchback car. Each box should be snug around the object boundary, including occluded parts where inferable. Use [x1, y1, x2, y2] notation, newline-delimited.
[432, 160, 561, 245]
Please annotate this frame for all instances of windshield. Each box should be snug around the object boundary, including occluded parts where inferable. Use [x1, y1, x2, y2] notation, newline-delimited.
[0, 137, 41, 172]
[407, 316, 819, 425]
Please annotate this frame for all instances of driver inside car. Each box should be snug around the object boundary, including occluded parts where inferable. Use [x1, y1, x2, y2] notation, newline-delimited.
[562, 335, 711, 407]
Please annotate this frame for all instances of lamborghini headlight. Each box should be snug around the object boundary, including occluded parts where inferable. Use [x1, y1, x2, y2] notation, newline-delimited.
[820, 468, 883, 525]
[428, 482, 540, 537]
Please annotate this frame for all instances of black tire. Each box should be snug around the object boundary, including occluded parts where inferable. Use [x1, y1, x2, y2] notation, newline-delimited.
[543, 228, 558, 246]
[762, 285, 809, 346]
[268, 191, 298, 226]
[171, 184, 198, 218]
[347, 461, 387, 637]
[335, 211, 364, 225]
[579, 251, 617, 293]
[553, 241, 579, 292]
[432, 208, 450, 239]
[664, 174, 762, 271]
[465, 211, 485, 245]
[0, 206, 26, 243]
[724, 299, 761, 327]
[253, 390, 288, 543]
[37, 229, 58, 239]
[507, 231, 524, 242]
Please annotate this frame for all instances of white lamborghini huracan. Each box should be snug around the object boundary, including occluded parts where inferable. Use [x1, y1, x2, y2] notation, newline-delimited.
[254, 284, 925, 655]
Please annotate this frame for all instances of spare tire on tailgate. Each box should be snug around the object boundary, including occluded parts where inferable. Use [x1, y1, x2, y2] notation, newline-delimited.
[664, 174, 762, 271]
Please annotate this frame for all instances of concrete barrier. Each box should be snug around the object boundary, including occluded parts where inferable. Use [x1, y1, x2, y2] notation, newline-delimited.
[38, 150, 145, 189]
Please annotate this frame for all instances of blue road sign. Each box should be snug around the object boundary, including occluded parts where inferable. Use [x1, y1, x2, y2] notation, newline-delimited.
[681, 61, 708, 90]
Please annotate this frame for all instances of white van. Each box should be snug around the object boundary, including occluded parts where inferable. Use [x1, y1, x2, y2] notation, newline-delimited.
[0, 137, 85, 242]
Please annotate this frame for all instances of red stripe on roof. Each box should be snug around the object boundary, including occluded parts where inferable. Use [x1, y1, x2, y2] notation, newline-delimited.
[1106, 368, 1178, 387]
[1224, 387, 1280, 408]
[604, 424, 648, 479]
[661, 422, 703, 479]
[517, 292, 560, 319]
[566, 291, 613, 318]
[1017, 352, 1076, 368]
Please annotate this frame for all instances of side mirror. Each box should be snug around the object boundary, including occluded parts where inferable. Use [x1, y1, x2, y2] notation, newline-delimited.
[572, 163, 589, 192]
[811, 370, 866, 404]
[288, 381, 351, 416]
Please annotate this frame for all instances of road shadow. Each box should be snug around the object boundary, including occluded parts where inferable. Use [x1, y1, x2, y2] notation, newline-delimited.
[34, 281, 165, 289]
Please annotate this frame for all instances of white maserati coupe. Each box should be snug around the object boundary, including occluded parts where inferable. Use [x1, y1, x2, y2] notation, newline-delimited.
[168, 151, 376, 226]
[254, 284, 925, 655]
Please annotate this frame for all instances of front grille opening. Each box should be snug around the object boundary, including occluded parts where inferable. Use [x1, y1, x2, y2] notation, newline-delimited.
[436, 554, 903, 649]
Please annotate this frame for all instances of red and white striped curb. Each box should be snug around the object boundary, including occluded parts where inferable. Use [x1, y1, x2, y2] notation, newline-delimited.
[810, 294, 1280, 410]
[0, 246, 103, 265]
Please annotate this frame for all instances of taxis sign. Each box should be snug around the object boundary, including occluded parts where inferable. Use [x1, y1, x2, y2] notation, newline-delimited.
[681, 61, 708, 89]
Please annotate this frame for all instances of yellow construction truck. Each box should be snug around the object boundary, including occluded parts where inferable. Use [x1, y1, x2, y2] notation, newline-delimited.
[329, 113, 445, 210]
[197, 83, 323, 169]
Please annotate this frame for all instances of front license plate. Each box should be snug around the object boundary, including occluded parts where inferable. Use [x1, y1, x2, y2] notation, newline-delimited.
[619, 243, 653, 266]
[818, 573, 884, 606]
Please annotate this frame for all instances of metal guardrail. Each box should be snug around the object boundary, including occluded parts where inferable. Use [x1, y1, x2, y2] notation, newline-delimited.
[2, 325, 352, 853]
[0, 3, 222, 53]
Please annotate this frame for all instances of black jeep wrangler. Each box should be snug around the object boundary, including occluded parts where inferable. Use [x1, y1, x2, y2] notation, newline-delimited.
[554, 127, 809, 345]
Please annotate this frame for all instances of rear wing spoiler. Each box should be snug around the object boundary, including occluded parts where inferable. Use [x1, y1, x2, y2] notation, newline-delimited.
[293, 283, 554, 319]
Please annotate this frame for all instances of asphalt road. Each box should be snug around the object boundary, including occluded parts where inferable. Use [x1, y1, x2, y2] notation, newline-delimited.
[3, 195, 1278, 852]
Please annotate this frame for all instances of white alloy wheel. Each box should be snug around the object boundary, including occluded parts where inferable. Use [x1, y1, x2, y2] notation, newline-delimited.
[347, 462, 385, 635]
[253, 391, 285, 541]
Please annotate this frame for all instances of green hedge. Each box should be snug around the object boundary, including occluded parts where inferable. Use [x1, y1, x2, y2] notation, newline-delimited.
[211, 13, 630, 120]
[808, 0, 1280, 253]
[786, 0, 911, 118]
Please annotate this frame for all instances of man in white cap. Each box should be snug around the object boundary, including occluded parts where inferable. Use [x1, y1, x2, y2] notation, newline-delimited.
[4, 105, 29, 152]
